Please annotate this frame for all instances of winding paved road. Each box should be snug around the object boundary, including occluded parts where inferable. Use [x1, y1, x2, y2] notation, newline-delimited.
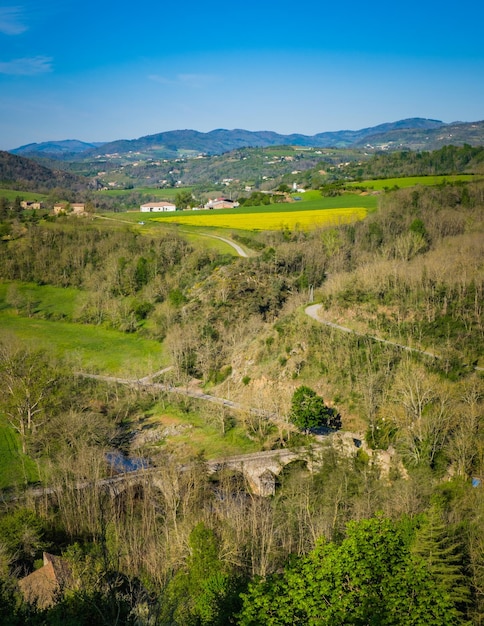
[305, 303, 483, 371]
[94, 216, 250, 258]
[305, 303, 439, 358]
[201, 233, 249, 257]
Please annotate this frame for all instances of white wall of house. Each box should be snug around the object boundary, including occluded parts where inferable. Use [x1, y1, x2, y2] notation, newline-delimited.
[140, 203, 176, 212]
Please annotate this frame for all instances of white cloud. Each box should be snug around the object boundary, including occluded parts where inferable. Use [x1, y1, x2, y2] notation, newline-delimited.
[0, 7, 28, 35]
[148, 73, 220, 88]
[148, 74, 172, 85]
[177, 73, 219, 88]
[0, 56, 53, 75]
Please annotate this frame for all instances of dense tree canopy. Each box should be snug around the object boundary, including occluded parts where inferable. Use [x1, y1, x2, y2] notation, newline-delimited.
[239, 516, 467, 625]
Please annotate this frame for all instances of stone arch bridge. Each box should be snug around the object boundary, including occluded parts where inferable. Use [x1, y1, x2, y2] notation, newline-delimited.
[204, 447, 321, 496]
[23, 435, 364, 503]
[101, 439, 358, 498]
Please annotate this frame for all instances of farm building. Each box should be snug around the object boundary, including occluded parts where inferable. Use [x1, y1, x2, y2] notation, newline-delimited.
[18, 552, 73, 609]
[20, 201, 44, 210]
[140, 202, 177, 212]
[53, 202, 86, 215]
[204, 198, 239, 210]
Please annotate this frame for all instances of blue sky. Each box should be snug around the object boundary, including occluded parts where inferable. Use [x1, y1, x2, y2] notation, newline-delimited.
[0, 0, 483, 150]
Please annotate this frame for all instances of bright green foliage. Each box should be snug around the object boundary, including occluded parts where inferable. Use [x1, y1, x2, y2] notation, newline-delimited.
[289, 386, 334, 430]
[161, 523, 242, 625]
[175, 190, 195, 209]
[239, 516, 464, 625]
[0, 509, 46, 573]
[238, 191, 271, 207]
[0, 344, 60, 454]
[0, 414, 38, 488]
[133, 256, 149, 290]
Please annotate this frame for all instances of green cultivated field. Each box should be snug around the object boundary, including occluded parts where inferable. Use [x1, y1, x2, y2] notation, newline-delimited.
[347, 174, 482, 190]
[98, 186, 193, 199]
[147, 190, 375, 231]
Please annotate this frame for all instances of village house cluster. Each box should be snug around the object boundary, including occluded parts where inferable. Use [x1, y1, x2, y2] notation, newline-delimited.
[20, 201, 87, 215]
[139, 197, 239, 212]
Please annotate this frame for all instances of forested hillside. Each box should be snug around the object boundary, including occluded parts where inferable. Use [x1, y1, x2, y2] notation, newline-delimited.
[0, 151, 90, 192]
[0, 168, 482, 622]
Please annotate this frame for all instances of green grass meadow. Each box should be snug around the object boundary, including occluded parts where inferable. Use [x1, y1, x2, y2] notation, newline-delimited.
[0, 282, 167, 377]
[145, 402, 260, 460]
[0, 189, 48, 202]
[0, 414, 39, 489]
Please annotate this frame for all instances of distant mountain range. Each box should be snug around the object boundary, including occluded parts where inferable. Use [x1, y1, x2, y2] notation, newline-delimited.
[11, 139, 104, 160]
[10, 119, 484, 161]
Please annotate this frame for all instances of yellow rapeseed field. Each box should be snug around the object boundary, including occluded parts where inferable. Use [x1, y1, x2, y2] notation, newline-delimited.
[155, 207, 367, 230]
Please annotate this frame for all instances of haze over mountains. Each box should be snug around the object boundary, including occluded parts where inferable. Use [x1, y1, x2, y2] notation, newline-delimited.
[10, 118, 484, 162]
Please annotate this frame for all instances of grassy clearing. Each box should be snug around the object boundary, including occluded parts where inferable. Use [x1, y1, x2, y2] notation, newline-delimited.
[0, 281, 81, 318]
[0, 188, 48, 201]
[0, 414, 39, 489]
[0, 312, 167, 376]
[144, 402, 259, 460]
[347, 174, 482, 190]
[0, 281, 168, 376]
[180, 230, 243, 254]
[289, 190, 377, 209]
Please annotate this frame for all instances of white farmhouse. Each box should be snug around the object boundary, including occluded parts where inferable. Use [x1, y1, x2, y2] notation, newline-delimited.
[140, 202, 177, 213]
[204, 198, 239, 210]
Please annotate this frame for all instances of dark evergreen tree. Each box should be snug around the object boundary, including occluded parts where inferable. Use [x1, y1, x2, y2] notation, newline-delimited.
[411, 505, 471, 614]
[290, 386, 337, 430]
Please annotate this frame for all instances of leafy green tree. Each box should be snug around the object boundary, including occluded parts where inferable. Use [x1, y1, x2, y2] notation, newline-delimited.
[238, 192, 271, 207]
[239, 516, 464, 625]
[0, 509, 47, 575]
[175, 190, 194, 210]
[161, 522, 242, 625]
[13, 196, 22, 217]
[133, 256, 149, 290]
[0, 343, 60, 454]
[289, 385, 336, 430]
[0, 196, 9, 219]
